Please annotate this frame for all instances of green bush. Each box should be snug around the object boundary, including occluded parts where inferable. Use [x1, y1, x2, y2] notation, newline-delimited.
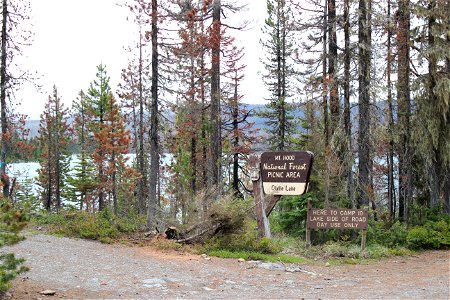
[32, 209, 146, 243]
[366, 220, 408, 248]
[272, 193, 318, 237]
[203, 219, 282, 255]
[406, 219, 450, 249]
[0, 199, 29, 292]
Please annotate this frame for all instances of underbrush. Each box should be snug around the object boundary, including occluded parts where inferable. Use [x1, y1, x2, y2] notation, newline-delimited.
[31, 209, 146, 243]
[29, 204, 449, 265]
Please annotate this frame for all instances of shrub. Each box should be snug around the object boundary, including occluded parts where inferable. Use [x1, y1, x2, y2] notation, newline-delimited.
[32, 209, 146, 242]
[406, 219, 450, 249]
[366, 220, 408, 248]
[0, 198, 29, 292]
[203, 220, 282, 255]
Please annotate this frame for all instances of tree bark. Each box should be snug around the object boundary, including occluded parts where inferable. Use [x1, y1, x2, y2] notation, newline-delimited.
[397, 0, 411, 221]
[148, 0, 159, 229]
[357, 0, 372, 208]
[137, 29, 147, 215]
[1, 0, 9, 198]
[208, 0, 221, 188]
[328, 0, 339, 133]
[386, 0, 396, 218]
[343, 0, 355, 208]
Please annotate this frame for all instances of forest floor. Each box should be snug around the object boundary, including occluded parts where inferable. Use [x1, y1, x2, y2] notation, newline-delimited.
[2, 233, 449, 300]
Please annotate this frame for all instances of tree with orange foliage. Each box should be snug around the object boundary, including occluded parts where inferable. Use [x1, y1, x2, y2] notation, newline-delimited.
[37, 86, 72, 212]
[92, 94, 139, 214]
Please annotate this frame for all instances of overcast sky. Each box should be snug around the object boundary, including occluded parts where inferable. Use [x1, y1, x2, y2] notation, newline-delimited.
[18, 0, 267, 120]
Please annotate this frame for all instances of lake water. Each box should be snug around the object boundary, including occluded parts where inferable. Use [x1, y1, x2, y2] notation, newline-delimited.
[9, 153, 173, 196]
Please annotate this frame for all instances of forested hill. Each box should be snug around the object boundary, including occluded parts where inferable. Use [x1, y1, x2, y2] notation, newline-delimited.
[24, 102, 372, 139]
[24, 103, 281, 139]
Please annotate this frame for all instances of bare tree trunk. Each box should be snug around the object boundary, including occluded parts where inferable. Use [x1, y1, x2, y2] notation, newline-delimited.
[343, 0, 355, 208]
[137, 29, 147, 215]
[328, 0, 339, 133]
[147, 0, 159, 229]
[55, 90, 61, 212]
[357, 0, 371, 208]
[386, 0, 396, 218]
[322, 0, 330, 207]
[208, 0, 221, 189]
[232, 75, 239, 196]
[397, 0, 411, 222]
[0, 0, 9, 198]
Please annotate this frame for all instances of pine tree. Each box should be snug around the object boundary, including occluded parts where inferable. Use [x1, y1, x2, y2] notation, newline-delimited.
[260, 0, 296, 151]
[411, 0, 450, 214]
[93, 95, 138, 214]
[37, 86, 71, 212]
[0, 198, 28, 292]
[70, 90, 96, 210]
[85, 64, 112, 211]
[0, 0, 32, 197]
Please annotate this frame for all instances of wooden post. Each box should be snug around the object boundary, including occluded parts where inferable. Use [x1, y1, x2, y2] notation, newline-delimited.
[306, 200, 312, 247]
[361, 230, 367, 257]
[250, 155, 270, 239]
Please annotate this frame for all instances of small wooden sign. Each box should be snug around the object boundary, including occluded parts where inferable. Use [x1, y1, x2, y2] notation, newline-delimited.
[260, 151, 313, 195]
[306, 208, 368, 230]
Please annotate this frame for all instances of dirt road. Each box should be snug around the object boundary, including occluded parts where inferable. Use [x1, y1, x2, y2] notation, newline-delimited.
[2, 234, 449, 299]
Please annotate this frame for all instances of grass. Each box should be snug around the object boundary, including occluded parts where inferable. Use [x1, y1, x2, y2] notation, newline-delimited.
[206, 249, 309, 263]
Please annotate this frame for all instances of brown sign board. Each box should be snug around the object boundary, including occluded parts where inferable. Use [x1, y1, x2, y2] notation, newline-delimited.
[260, 151, 313, 195]
[307, 208, 368, 230]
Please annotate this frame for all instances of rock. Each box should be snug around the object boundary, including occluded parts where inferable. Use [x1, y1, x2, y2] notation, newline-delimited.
[258, 262, 285, 271]
[286, 266, 317, 276]
[325, 262, 330, 267]
[238, 258, 245, 263]
[40, 290, 56, 296]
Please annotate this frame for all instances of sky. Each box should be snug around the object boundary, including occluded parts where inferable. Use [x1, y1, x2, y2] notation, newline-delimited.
[18, 0, 267, 120]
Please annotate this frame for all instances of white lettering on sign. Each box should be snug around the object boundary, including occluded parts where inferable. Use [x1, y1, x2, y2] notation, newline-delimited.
[307, 208, 368, 230]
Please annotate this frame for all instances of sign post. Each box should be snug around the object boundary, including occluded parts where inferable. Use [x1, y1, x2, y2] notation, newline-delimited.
[251, 151, 314, 239]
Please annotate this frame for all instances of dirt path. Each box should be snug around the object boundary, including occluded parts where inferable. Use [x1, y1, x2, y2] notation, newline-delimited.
[2, 234, 449, 299]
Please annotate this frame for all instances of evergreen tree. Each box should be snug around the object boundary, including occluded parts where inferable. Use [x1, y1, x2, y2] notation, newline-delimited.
[0, 0, 32, 197]
[85, 64, 112, 211]
[260, 0, 296, 151]
[70, 90, 96, 211]
[0, 198, 28, 292]
[411, 0, 450, 213]
[37, 86, 72, 212]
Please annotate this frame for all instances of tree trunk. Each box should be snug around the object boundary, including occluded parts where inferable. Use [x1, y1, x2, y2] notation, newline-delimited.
[137, 29, 147, 215]
[208, 0, 221, 188]
[343, 0, 355, 208]
[328, 0, 339, 133]
[0, 0, 9, 198]
[386, 0, 396, 218]
[148, 0, 159, 229]
[55, 90, 61, 212]
[322, 0, 330, 207]
[397, 0, 411, 221]
[357, 0, 371, 208]
[232, 75, 239, 195]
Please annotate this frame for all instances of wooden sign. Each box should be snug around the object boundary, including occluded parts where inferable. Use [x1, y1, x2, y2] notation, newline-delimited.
[260, 151, 313, 195]
[307, 208, 368, 230]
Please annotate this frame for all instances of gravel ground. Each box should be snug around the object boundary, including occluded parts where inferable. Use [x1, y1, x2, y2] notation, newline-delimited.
[2, 234, 449, 299]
